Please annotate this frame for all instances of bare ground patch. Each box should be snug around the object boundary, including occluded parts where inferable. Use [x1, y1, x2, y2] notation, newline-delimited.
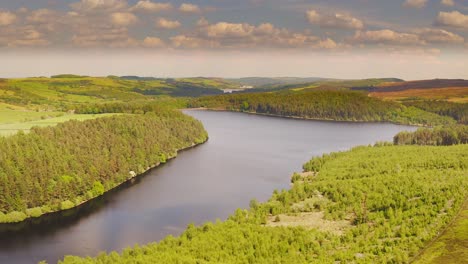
[266, 211, 352, 236]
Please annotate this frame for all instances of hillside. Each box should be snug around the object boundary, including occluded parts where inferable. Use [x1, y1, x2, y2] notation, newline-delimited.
[189, 90, 456, 126]
[366, 79, 468, 102]
[0, 76, 235, 109]
[233, 78, 404, 93]
[227, 77, 332, 88]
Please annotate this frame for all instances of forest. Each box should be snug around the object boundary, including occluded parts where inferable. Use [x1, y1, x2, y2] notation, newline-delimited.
[59, 144, 468, 263]
[403, 100, 468, 125]
[189, 90, 456, 126]
[0, 109, 207, 223]
[394, 125, 468, 146]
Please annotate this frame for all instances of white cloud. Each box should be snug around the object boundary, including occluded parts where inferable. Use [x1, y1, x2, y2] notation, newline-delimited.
[314, 38, 338, 49]
[0, 26, 50, 47]
[403, 0, 428, 8]
[0, 11, 17, 26]
[435, 11, 468, 29]
[171, 35, 220, 48]
[142, 36, 165, 47]
[417, 28, 464, 43]
[131, 1, 173, 13]
[26, 9, 64, 34]
[197, 17, 209, 27]
[204, 22, 255, 38]
[71, 27, 138, 48]
[353, 29, 423, 45]
[179, 3, 201, 13]
[440, 0, 455, 6]
[156, 18, 181, 29]
[27, 9, 59, 24]
[111, 12, 138, 26]
[70, 0, 128, 13]
[306, 9, 364, 30]
[174, 21, 341, 50]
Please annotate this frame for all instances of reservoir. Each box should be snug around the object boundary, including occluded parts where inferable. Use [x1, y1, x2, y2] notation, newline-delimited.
[0, 110, 416, 264]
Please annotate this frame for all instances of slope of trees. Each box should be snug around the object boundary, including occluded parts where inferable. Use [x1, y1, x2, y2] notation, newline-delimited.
[394, 125, 468, 145]
[69, 100, 189, 114]
[0, 110, 208, 223]
[403, 100, 468, 124]
[190, 90, 455, 126]
[60, 144, 467, 264]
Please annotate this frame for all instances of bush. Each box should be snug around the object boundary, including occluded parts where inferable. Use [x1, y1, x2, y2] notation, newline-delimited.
[60, 200, 75, 210]
[26, 207, 43, 218]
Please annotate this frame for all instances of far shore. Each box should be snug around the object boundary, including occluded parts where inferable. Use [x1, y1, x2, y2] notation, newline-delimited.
[182, 107, 426, 127]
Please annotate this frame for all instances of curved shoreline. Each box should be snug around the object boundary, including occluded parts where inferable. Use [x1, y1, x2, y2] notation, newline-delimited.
[0, 138, 208, 225]
[184, 108, 428, 127]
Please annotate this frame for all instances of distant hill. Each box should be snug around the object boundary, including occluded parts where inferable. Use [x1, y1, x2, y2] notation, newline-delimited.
[367, 79, 468, 103]
[373, 79, 468, 92]
[227, 77, 333, 88]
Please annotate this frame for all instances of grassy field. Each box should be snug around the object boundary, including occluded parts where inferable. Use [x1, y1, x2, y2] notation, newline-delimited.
[0, 76, 235, 110]
[413, 199, 468, 264]
[0, 113, 119, 136]
[0, 108, 64, 124]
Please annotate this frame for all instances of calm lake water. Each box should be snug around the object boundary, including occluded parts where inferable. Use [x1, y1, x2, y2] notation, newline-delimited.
[0, 110, 416, 264]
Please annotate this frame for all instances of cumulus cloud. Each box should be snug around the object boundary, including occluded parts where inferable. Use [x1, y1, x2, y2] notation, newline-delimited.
[131, 1, 173, 13]
[173, 20, 342, 50]
[0, 11, 17, 26]
[197, 17, 209, 27]
[111, 12, 138, 26]
[27, 9, 59, 24]
[65, 7, 139, 48]
[0, 26, 50, 47]
[440, 0, 455, 6]
[156, 18, 181, 29]
[171, 35, 220, 48]
[142, 36, 165, 47]
[71, 27, 138, 48]
[179, 3, 201, 13]
[204, 22, 255, 38]
[306, 9, 364, 30]
[353, 29, 423, 45]
[435, 11, 468, 29]
[403, 0, 428, 8]
[416, 28, 464, 43]
[25, 9, 65, 34]
[314, 38, 338, 49]
[70, 0, 128, 13]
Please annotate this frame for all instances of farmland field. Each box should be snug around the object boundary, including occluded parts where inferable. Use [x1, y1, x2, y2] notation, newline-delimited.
[0, 113, 120, 136]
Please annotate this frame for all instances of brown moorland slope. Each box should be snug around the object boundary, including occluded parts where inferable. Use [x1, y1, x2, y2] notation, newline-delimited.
[367, 79, 468, 102]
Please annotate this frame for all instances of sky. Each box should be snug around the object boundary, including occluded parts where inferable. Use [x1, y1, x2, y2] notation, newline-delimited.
[0, 0, 467, 79]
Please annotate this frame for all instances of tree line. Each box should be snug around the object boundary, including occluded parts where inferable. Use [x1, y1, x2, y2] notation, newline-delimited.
[189, 90, 455, 126]
[394, 125, 468, 145]
[403, 100, 468, 124]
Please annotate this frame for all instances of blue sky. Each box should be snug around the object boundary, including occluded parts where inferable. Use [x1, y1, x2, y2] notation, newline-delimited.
[0, 0, 467, 78]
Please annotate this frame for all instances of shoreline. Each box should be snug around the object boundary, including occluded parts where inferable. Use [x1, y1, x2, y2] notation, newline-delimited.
[184, 107, 427, 127]
[0, 137, 208, 225]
